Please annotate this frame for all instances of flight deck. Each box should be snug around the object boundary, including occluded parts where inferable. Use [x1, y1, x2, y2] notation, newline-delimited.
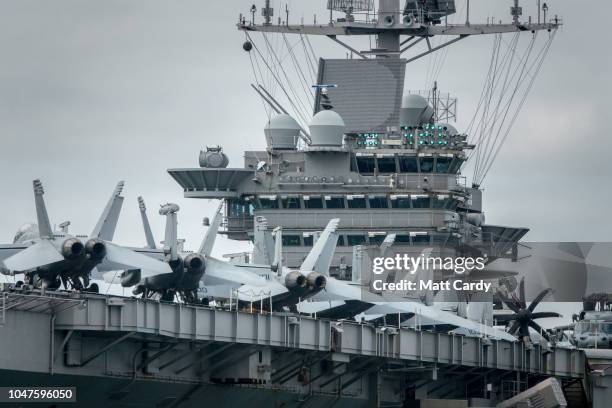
[0, 285, 585, 406]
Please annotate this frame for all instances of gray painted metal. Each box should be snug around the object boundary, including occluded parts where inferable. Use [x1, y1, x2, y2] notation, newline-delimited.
[0, 290, 584, 380]
[238, 22, 561, 39]
[314, 59, 406, 131]
[0, 289, 588, 405]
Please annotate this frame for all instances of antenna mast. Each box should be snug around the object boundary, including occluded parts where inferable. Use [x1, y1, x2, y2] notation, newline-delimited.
[238, 0, 560, 63]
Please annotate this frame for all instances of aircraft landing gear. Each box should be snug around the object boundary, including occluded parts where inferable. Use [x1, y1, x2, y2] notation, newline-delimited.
[182, 290, 198, 304]
[160, 290, 176, 302]
[26, 273, 39, 288]
[47, 278, 62, 291]
[86, 283, 99, 293]
[70, 277, 83, 291]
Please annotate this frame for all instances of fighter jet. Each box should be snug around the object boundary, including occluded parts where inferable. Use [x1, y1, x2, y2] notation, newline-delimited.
[228, 217, 338, 311]
[0, 179, 172, 291]
[105, 201, 235, 303]
[102, 199, 270, 302]
[251, 221, 517, 341]
[108, 201, 336, 309]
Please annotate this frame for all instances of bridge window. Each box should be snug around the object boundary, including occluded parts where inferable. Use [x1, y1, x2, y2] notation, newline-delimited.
[337, 235, 345, 246]
[303, 235, 313, 246]
[369, 234, 386, 245]
[356, 156, 376, 174]
[258, 197, 279, 209]
[391, 196, 411, 209]
[347, 235, 366, 246]
[281, 197, 301, 209]
[282, 235, 301, 246]
[432, 233, 449, 244]
[395, 234, 411, 244]
[398, 156, 418, 172]
[449, 159, 463, 174]
[325, 196, 345, 209]
[433, 196, 455, 209]
[228, 199, 254, 216]
[419, 157, 434, 173]
[436, 157, 452, 173]
[433, 196, 446, 209]
[304, 196, 324, 209]
[369, 196, 388, 209]
[347, 196, 366, 209]
[377, 157, 397, 173]
[412, 234, 430, 245]
[411, 196, 430, 208]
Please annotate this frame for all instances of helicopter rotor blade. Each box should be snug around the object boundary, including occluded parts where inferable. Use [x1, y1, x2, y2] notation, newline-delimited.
[529, 321, 551, 341]
[518, 278, 526, 309]
[531, 311, 562, 320]
[527, 288, 554, 313]
[497, 291, 521, 314]
[508, 320, 521, 335]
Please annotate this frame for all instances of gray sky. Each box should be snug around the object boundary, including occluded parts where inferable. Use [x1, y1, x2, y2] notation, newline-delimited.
[0, 0, 610, 260]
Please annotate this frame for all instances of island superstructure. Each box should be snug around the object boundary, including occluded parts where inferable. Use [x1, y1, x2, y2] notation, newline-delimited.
[168, 0, 555, 282]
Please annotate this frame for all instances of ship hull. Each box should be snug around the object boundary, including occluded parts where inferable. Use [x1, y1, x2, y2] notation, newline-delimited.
[0, 369, 373, 407]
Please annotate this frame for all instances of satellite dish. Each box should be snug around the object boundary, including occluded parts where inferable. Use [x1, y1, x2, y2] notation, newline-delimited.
[256, 161, 268, 171]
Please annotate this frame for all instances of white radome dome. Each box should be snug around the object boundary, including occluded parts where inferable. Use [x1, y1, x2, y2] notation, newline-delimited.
[309, 110, 345, 146]
[264, 114, 300, 150]
[400, 94, 434, 126]
[401, 94, 429, 109]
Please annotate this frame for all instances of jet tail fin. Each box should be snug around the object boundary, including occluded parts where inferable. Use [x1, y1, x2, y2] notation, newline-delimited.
[91, 181, 125, 240]
[272, 226, 283, 272]
[253, 216, 275, 265]
[160, 203, 179, 261]
[299, 218, 340, 275]
[198, 202, 223, 257]
[32, 179, 53, 238]
[351, 245, 364, 284]
[137, 196, 156, 249]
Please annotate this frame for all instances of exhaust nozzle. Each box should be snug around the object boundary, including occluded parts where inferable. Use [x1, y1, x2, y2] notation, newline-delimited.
[306, 272, 326, 290]
[61, 238, 84, 260]
[85, 239, 107, 261]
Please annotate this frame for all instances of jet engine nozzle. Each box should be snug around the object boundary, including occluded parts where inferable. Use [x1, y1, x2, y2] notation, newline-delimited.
[120, 269, 141, 287]
[306, 272, 326, 290]
[184, 253, 205, 275]
[285, 271, 307, 290]
[85, 239, 107, 261]
[61, 238, 85, 260]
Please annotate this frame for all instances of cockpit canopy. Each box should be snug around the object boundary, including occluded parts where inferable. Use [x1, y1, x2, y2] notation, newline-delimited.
[575, 321, 612, 335]
[13, 223, 38, 243]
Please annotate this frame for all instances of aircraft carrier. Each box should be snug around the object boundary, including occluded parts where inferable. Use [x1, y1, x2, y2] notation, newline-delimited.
[0, 1, 609, 407]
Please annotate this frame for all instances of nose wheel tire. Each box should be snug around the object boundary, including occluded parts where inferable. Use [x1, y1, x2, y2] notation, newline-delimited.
[161, 290, 176, 302]
[86, 283, 99, 294]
